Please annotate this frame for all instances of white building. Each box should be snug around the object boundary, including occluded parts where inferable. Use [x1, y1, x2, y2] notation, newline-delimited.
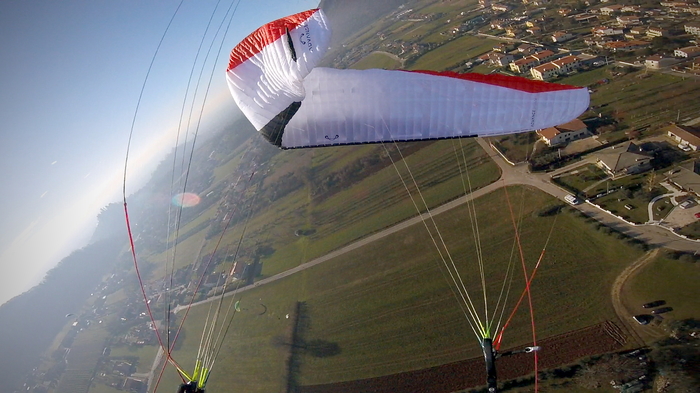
[537, 119, 590, 146]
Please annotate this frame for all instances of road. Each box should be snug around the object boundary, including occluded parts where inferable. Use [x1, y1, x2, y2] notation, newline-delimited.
[475, 138, 700, 252]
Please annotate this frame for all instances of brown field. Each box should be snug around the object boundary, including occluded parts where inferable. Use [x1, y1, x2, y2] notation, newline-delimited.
[300, 321, 626, 393]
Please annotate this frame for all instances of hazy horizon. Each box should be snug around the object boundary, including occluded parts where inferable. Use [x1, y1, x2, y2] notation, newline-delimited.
[0, 0, 320, 307]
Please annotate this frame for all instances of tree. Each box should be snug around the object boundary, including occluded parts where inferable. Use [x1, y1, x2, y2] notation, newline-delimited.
[575, 354, 646, 388]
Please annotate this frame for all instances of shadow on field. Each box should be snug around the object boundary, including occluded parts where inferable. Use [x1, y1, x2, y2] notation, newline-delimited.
[284, 301, 341, 393]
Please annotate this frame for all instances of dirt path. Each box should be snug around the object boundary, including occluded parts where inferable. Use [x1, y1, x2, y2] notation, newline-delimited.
[610, 249, 660, 347]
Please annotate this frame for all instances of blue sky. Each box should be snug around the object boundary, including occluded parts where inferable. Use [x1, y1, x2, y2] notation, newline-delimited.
[0, 0, 320, 306]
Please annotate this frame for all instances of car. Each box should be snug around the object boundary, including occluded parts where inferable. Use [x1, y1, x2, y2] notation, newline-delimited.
[564, 194, 580, 205]
[642, 300, 665, 308]
[695, 212, 700, 219]
[651, 307, 673, 315]
[633, 315, 653, 325]
[679, 199, 696, 209]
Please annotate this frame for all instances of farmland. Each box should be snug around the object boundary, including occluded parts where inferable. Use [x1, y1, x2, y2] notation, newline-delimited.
[55, 325, 109, 393]
[300, 321, 626, 393]
[155, 186, 643, 393]
[194, 139, 501, 280]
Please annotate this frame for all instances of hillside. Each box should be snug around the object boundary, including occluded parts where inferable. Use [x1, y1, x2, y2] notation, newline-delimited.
[0, 238, 125, 392]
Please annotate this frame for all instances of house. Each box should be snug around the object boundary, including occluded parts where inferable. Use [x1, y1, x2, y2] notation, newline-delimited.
[487, 51, 515, 66]
[629, 26, 646, 36]
[585, 36, 614, 47]
[686, 23, 700, 36]
[660, 1, 693, 8]
[552, 55, 581, 73]
[551, 31, 575, 42]
[510, 57, 539, 73]
[646, 26, 668, 37]
[492, 42, 515, 53]
[604, 40, 651, 52]
[517, 43, 543, 54]
[574, 14, 598, 23]
[592, 26, 624, 36]
[492, 3, 512, 13]
[600, 5, 624, 15]
[527, 26, 543, 35]
[674, 46, 700, 58]
[531, 62, 560, 80]
[595, 141, 653, 178]
[666, 124, 700, 151]
[667, 161, 700, 196]
[621, 5, 642, 12]
[537, 119, 590, 146]
[645, 55, 679, 69]
[530, 49, 556, 63]
[617, 16, 641, 26]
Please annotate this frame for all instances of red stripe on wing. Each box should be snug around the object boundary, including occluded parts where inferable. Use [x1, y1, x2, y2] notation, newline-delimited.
[227, 9, 319, 71]
[405, 70, 583, 93]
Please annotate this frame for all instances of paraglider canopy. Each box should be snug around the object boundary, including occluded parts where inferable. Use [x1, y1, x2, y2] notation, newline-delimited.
[226, 9, 589, 149]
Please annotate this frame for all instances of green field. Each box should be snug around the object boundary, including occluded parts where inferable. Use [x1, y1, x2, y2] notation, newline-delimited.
[351, 51, 402, 69]
[154, 186, 643, 393]
[624, 254, 700, 323]
[194, 139, 501, 280]
[410, 35, 495, 71]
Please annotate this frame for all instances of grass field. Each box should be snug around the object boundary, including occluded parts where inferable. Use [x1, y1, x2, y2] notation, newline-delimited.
[623, 254, 700, 323]
[154, 186, 643, 393]
[351, 52, 402, 70]
[410, 35, 495, 71]
[193, 139, 501, 281]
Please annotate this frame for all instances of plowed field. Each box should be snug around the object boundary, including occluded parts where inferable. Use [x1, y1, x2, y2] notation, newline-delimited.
[301, 321, 626, 393]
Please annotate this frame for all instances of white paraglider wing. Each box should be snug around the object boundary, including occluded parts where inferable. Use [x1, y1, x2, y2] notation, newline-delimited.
[226, 9, 590, 149]
[226, 8, 330, 142]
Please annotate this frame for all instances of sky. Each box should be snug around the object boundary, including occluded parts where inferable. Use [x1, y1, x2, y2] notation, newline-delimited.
[0, 0, 320, 306]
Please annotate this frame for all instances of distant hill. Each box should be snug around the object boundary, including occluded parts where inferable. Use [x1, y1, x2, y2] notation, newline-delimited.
[0, 237, 125, 392]
[319, 0, 411, 48]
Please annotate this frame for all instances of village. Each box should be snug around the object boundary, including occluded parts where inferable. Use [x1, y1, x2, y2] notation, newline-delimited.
[17, 1, 700, 392]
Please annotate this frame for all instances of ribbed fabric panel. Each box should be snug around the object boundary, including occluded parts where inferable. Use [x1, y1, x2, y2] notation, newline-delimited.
[225, 9, 330, 130]
[281, 68, 589, 148]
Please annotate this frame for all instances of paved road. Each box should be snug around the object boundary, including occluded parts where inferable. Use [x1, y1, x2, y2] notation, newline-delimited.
[476, 138, 700, 252]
